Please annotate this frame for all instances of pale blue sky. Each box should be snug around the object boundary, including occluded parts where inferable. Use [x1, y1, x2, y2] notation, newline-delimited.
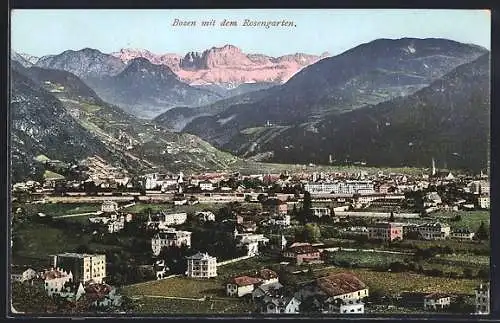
[11, 9, 491, 58]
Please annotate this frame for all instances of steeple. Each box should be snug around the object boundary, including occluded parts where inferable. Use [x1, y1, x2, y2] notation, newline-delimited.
[432, 158, 436, 176]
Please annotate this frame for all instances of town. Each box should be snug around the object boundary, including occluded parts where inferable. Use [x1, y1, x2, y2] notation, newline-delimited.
[11, 154, 490, 315]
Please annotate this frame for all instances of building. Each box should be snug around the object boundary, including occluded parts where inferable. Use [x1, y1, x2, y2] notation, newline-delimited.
[269, 214, 291, 227]
[296, 272, 368, 311]
[367, 222, 403, 241]
[41, 268, 74, 297]
[423, 293, 451, 311]
[424, 192, 442, 207]
[199, 181, 215, 191]
[107, 218, 125, 233]
[148, 212, 188, 228]
[304, 181, 375, 195]
[418, 223, 451, 240]
[196, 211, 215, 222]
[450, 228, 475, 241]
[11, 267, 38, 282]
[262, 198, 288, 215]
[152, 229, 192, 256]
[252, 281, 284, 300]
[478, 195, 490, 209]
[258, 295, 301, 314]
[52, 253, 106, 284]
[185, 252, 217, 278]
[226, 276, 263, 297]
[329, 298, 365, 314]
[101, 200, 118, 213]
[283, 243, 321, 265]
[311, 207, 331, 219]
[475, 283, 490, 315]
[258, 269, 279, 285]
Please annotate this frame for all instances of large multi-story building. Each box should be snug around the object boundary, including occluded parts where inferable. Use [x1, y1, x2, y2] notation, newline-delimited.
[52, 253, 106, 284]
[478, 195, 490, 209]
[475, 283, 490, 315]
[152, 229, 192, 256]
[304, 181, 375, 195]
[185, 252, 217, 278]
[147, 212, 188, 229]
[367, 222, 403, 241]
[417, 223, 451, 240]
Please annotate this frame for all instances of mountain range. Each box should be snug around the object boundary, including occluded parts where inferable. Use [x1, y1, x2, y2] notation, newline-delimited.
[11, 37, 490, 173]
[111, 45, 329, 87]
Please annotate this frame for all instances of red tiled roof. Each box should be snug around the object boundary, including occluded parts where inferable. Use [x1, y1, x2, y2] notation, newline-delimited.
[258, 269, 278, 280]
[316, 272, 367, 297]
[229, 276, 263, 287]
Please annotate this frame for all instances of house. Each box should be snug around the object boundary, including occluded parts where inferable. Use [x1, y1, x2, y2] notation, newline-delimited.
[296, 272, 369, 307]
[451, 228, 475, 240]
[173, 196, 188, 206]
[262, 198, 288, 215]
[226, 276, 263, 297]
[258, 269, 279, 285]
[41, 268, 74, 297]
[11, 267, 37, 282]
[185, 252, 217, 278]
[199, 181, 215, 191]
[107, 218, 125, 233]
[478, 195, 490, 209]
[418, 222, 451, 240]
[235, 232, 270, 256]
[148, 212, 188, 228]
[283, 243, 321, 265]
[86, 283, 123, 309]
[269, 214, 291, 227]
[252, 281, 284, 300]
[311, 207, 331, 219]
[154, 260, 169, 280]
[101, 200, 118, 213]
[424, 192, 442, 207]
[367, 222, 403, 241]
[257, 295, 301, 314]
[52, 253, 106, 284]
[196, 211, 215, 222]
[475, 283, 490, 314]
[329, 298, 365, 314]
[151, 229, 192, 256]
[423, 293, 451, 311]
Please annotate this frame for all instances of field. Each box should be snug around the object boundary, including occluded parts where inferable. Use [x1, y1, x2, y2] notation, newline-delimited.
[123, 277, 223, 298]
[313, 267, 481, 296]
[431, 211, 490, 231]
[17, 203, 101, 217]
[122, 202, 218, 214]
[327, 251, 410, 268]
[128, 297, 253, 314]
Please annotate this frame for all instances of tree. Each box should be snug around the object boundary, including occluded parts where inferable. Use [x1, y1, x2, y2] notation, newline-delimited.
[302, 191, 313, 222]
[389, 211, 395, 222]
[476, 221, 489, 241]
[257, 194, 267, 203]
[244, 195, 252, 202]
[304, 223, 321, 243]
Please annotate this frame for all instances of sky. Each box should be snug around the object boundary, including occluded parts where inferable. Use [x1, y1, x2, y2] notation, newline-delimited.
[11, 9, 491, 58]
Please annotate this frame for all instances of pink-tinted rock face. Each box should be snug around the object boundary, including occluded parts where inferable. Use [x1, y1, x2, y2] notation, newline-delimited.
[111, 45, 329, 86]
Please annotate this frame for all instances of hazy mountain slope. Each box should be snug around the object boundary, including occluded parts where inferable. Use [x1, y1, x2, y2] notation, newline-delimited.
[183, 38, 487, 146]
[10, 68, 112, 181]
[87, 57, 223, 119]
[36, 48, 126, 79]
[241, 53, 490, 172]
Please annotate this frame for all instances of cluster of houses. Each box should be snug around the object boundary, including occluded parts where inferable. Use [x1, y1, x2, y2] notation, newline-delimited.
[87, 200, 134, 233]
[11, 253, 122, 310]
